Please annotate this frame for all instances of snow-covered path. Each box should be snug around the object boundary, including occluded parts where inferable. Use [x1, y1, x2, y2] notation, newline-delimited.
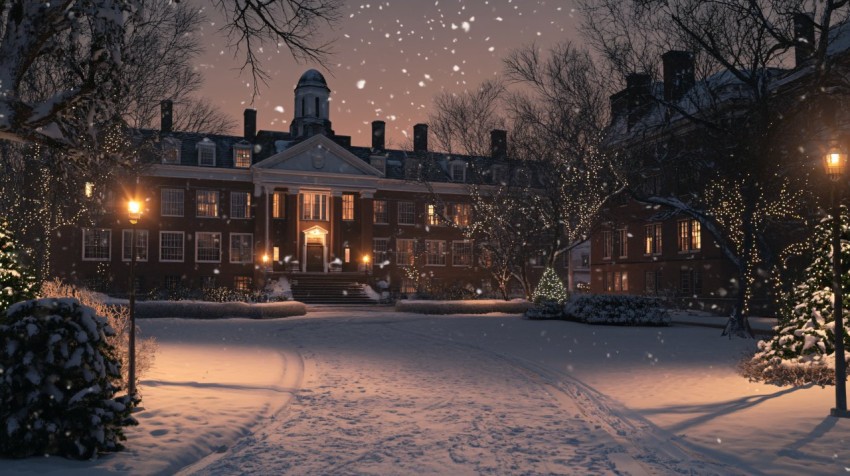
[184, 311, 738, 475]
[4, 308, 850, 475]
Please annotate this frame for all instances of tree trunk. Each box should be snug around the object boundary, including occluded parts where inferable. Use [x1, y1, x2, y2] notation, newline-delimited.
[723, 194, 756, 339]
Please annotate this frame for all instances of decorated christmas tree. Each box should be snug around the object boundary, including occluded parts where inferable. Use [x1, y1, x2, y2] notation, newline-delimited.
[0, 220, 37, 317]
[531, 267, 568, 304]
[746, 208, 850, 386]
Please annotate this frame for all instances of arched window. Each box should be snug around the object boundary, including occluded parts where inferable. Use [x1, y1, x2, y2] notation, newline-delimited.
[315, 97, 320, 117]
[301, 97, 305, 117]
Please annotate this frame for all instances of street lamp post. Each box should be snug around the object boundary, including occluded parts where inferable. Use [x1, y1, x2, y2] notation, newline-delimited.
[127, 200, 141, 397]
[824, 147, 850, 418]
[262, 254, 270, 294]
[363, 255, 371, 282]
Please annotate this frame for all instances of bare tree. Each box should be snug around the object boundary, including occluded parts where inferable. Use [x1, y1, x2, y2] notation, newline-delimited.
[427, 43, 621, 298]
[579, 0, 850, 337]
[0, 0, 340, 155]
[213, 0, 342, 98]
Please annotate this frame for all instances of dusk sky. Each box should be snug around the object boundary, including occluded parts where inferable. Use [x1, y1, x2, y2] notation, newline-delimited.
[195, 0, 581, 148]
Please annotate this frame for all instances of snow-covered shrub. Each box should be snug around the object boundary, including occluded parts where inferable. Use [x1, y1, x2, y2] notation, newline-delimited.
[40, 280, 157, 392]
[524, 300, 564, 320]
[531, 268, 568, 304]
[0, 222, 38, 320]
[135, 300, 306, 319]
[264, 278, 292, 301]
[0, 298, 137, 459]
[745, 209, 850, 386]
[396, 299, 532, 314]
[564, 294, 670, 326]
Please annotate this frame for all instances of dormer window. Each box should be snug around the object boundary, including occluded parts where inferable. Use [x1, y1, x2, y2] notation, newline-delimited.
[162, 138, 181, 164]
[197, 139, 216, 166]
[491, 165, 506, 185]
[450, 161, 466, 182]
[233, 145, 252, 168]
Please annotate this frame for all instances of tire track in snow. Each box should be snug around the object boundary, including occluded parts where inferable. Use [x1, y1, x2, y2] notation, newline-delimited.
[386, 322, 756, 476]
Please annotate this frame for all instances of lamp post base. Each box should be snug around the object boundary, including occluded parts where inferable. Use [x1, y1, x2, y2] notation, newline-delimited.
[830, 408, 850, 418]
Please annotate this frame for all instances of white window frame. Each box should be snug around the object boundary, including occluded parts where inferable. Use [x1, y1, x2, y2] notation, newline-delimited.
[427, 204, 444, 226]
[272, 192, 285, 219]
[373, 199, 388, 224]
[452, 240, 473, 267]
[616, 228, 628, 258]
[159, 231, 185, 263]
[196, 232, 222, 263]
[229, 233, 254, 264]
[196, 190, 219, 218]
[425, 240, 447, 266]
[233, 145, 252, 168]
[301, 192, 329, 221]
[342, 194, 355, 221]
[230, 191, 251, 219]
[198, 140, 216, 166]
[398, 201, 415, 225]
[602, 231, 612, 260]
[373, 238, 389, 265]
[644, 223, 662, 256]
[82, 228, 111, 261]
[160, 188, 184, 217]
[122, 229, 149, 262]
[678, 219, 701, 253]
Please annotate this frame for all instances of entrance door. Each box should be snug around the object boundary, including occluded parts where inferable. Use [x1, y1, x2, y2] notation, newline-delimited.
[306, 244, 324, 272]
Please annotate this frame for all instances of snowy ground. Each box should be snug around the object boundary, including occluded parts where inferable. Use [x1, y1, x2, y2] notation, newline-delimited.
[3, 308, 850, 475]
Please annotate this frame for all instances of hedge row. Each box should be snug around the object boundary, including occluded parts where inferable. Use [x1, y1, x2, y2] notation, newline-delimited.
[527, 294, 670, 326]
[396, 299, 533, 315]
[135, 300, 306, 319]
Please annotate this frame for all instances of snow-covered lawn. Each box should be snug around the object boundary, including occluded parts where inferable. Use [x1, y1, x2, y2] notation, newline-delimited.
[2, 308, 849, 474]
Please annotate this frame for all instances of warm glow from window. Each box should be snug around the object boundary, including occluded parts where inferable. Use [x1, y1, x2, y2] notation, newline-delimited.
[85, 182, 94, 198]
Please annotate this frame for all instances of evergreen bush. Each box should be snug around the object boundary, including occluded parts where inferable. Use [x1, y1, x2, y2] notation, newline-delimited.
[0, 298, 137, 459]
[745, 209, 850, 386]
[564, 294, 670, 326]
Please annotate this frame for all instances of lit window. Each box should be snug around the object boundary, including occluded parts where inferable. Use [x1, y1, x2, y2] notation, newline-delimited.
[233, 146, 252, 168]
[644, 223, 662, 255]
[159, 231, 184, 262]
[196, 232, 222, 262]
[302, 192, 328, 220]
[342, 194, 355, 221]
[161, 189, 184, 217]
[84, 182, 94, 198]
[425, 240, 447, 266]
[196, 190, 219, 218]
[122, 229, 148, 261]
[229, 233, 253, 263]
[198, 140, 216, 166]
[234, 276, 253, 291]
[396, 239, 415, 265]
[452, 240, 473, 267]
[272, 192, 285, 219]
[373, 199, 388, 224]
[449, 203, 471, 227]
[230, 192, 251, 219]
[678, 219, 701, 252]
[82, 228, 111, 261]
[607, 271, 628, 292]
[427, 204, 444, 226]
[398, 201, 415, 225]
[273, 246, 280, 262]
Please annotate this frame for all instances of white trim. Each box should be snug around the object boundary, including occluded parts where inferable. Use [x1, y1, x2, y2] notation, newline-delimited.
[122, 229, 149, 262]
[196, 190, 220, 218]
[197, 139, 216, 167]
[195, 232, 222, 263]
[233, 144, 253, 168]
[373, 199, 389, 224]
[159, 231, 185, 263]
[301, 226, 329, 273]
[229, 233, 254, 264]
[160, 188, 185, 217]
[253, 133, 383, 176]
[451, 239, 473, 267]
[397, 200, 416, 226]
[81, 228, 111, 262]
[229, 191, 252, 219]
[424, 239, 447, 266]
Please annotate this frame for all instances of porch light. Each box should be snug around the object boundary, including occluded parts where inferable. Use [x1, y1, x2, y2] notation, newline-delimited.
[128, 200, 141, 224]
[824, 147, 848, 182]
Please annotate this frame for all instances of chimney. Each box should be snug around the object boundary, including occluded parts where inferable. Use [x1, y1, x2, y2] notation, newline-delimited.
[794, 13, 815, 67]
[662, 51, 694, 102]
[372, 120, 386, 151]
[413, 123, 428, 153]
[490, 129, 507, 160]
[626, 73, 652, 130]
[244, 108, 257, 141]
[160, 99, 173, 134]
[609, 89, 629, 124]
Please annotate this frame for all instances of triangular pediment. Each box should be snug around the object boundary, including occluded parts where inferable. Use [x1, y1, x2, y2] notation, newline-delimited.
[254, 134, 382, 176]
